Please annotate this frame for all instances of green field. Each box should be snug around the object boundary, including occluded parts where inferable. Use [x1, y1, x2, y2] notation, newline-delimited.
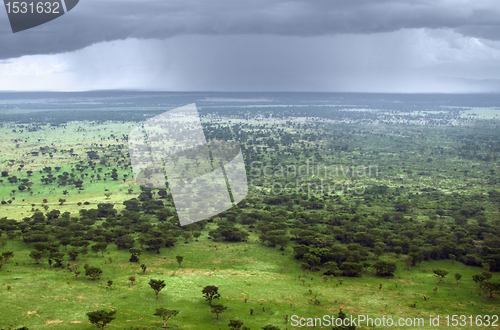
[1, 230, 499, 329]
[0, 107, 499, 330]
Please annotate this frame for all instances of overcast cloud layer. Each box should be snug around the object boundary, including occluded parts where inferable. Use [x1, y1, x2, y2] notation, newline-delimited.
[1, 0, 500, 92]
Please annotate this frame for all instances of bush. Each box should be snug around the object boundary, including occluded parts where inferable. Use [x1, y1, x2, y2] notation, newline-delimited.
[373, 260, 397, 277]
[86, 310, 116, 330]
[85, 266, 103, 280]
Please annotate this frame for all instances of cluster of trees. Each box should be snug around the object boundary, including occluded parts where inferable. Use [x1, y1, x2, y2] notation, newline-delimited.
[0, 188, 205, 267]
[0, 108, 166, 125]
[472, 271, 500, 299]
[242, 189, 500, 274]
[1, 181, 499, 282]
[1, 155, 129, 202]
[209, 221, 249, 242]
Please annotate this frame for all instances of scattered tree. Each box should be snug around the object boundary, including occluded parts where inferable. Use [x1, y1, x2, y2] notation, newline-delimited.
[176, 255, 184, 267]
[228, 318, 244, 330]
[86, 310, 116, 330]
[149, 279, 166, 299]
[91, 242, 108, 257]
[211, 305, 227, 320]
[182, 232, 192, 243]
[49, 252, 65, 267]
[154, 308, 179, 328]
[2, 251, 14, 262]
[141, 263, 147, 273]
[202, 285, 221, 306]
[332, 308, 356, 330]
[86, 266, 103, 280]
[433, 269, 449, 284]
[129, 248, 141, 262]
[29, 250, 43, 264]
[481, 281, 500, 299]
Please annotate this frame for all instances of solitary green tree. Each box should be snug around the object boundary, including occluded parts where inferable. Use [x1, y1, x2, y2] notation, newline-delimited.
[49, 252, 65, 267]
[176, 255, 184, 267]
[228, 318, 244, 330]
[129, 248, 141, 263]
[454, 273, 462, 285]
[433, 269, 449, 284]
[211, 305, 227, 320]
[86, 310, 116, 330]
[473, 272, 492, 287]
[153, 308, 179, 328]
[85, 266, 103, 280]
[149, 279, 166, 299]
[332, 308, 356, 330]
[29, 250, 43, 264]
[91, 242, 108, 257]
[481, 281, 500, 299]
[182, 231, 192, 243]
[2, 251, 14, 262]
[202, 285, 221, 306]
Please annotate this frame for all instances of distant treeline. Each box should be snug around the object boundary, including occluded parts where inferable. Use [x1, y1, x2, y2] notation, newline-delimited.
[0, 105, 465, 125]
[0, 110, 166, 125]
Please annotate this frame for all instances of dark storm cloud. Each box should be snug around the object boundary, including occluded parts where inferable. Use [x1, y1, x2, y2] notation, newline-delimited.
[0, 0, 499, 59]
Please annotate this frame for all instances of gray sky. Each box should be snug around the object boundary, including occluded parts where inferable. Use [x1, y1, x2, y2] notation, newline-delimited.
[1, 0, 500, 92]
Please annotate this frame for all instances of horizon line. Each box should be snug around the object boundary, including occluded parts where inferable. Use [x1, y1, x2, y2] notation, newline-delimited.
[1, 89, 500, 95]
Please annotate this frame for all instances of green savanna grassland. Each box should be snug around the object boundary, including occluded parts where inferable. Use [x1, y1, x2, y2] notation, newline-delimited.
[0, 106, 499, 329]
